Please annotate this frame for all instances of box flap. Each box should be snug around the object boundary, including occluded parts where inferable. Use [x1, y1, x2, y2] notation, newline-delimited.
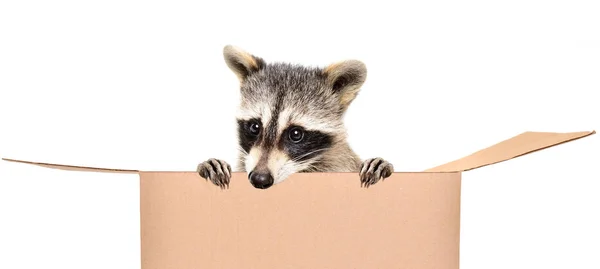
[3, 130, 594, 174]
[1, 158, 139, 174]
[424, 130, 595, 172]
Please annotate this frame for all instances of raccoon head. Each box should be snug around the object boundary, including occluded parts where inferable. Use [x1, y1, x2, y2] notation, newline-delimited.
[223, 45, 367, 189]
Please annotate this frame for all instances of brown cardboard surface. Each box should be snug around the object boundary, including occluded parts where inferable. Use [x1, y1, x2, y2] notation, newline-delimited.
[1, 130, 595, 269]
[425, 130, 595, 172]
[140, 171, 462, 269]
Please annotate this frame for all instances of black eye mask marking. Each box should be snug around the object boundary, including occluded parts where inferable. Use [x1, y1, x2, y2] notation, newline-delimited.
[280, 125, 333, 162]
[237, 118, 262, 153]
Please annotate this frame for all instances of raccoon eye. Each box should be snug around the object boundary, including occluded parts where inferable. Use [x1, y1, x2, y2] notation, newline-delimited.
[248, 121, 261, 136]
[288, 127, 304, 143]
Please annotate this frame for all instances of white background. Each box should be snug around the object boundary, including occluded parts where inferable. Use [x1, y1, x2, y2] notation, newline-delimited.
[1, 0, 599, 268]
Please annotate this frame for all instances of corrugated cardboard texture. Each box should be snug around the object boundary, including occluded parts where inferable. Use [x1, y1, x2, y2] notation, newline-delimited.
[140, 172, 462, 269]
[425, 131, 595, 172]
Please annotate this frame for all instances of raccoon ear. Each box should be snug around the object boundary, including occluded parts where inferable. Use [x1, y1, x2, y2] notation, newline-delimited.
[223, 45, 266, 82]
[323, 60, 367, 108]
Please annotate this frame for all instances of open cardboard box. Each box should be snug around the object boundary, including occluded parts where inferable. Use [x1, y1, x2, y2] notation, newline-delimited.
[2, 130, 596, 269]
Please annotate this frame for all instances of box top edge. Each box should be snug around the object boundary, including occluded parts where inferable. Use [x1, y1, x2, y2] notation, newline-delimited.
[0, 158, 457, 174]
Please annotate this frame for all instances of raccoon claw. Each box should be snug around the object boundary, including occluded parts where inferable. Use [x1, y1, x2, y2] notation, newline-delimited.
[359, 157, 394, 188]
[197, 158, 232, 189]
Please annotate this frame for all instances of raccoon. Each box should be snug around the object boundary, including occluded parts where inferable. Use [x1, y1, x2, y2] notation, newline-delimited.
[197, 45, 394, 190]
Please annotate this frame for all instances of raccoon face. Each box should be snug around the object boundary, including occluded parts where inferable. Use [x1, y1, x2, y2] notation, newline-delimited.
[223, 45, 367, 189]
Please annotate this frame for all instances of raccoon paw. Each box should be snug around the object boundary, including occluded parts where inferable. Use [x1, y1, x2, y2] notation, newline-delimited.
[359, 157, 394, 188]
[197, 158, 232, 189]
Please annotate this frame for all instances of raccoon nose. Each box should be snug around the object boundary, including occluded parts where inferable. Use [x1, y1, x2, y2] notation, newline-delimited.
[248, 171, 274, 189]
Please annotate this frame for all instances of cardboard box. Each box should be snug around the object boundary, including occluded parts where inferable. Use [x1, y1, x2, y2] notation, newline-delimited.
[2, 130, 595, 269]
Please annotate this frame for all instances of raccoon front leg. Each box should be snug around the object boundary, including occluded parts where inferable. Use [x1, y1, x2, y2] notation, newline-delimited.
[359, 157, 394, 188]
[197, 158, 232, 189]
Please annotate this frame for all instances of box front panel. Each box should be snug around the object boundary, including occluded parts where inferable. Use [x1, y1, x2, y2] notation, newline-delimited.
[140, 172, 461, 269]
